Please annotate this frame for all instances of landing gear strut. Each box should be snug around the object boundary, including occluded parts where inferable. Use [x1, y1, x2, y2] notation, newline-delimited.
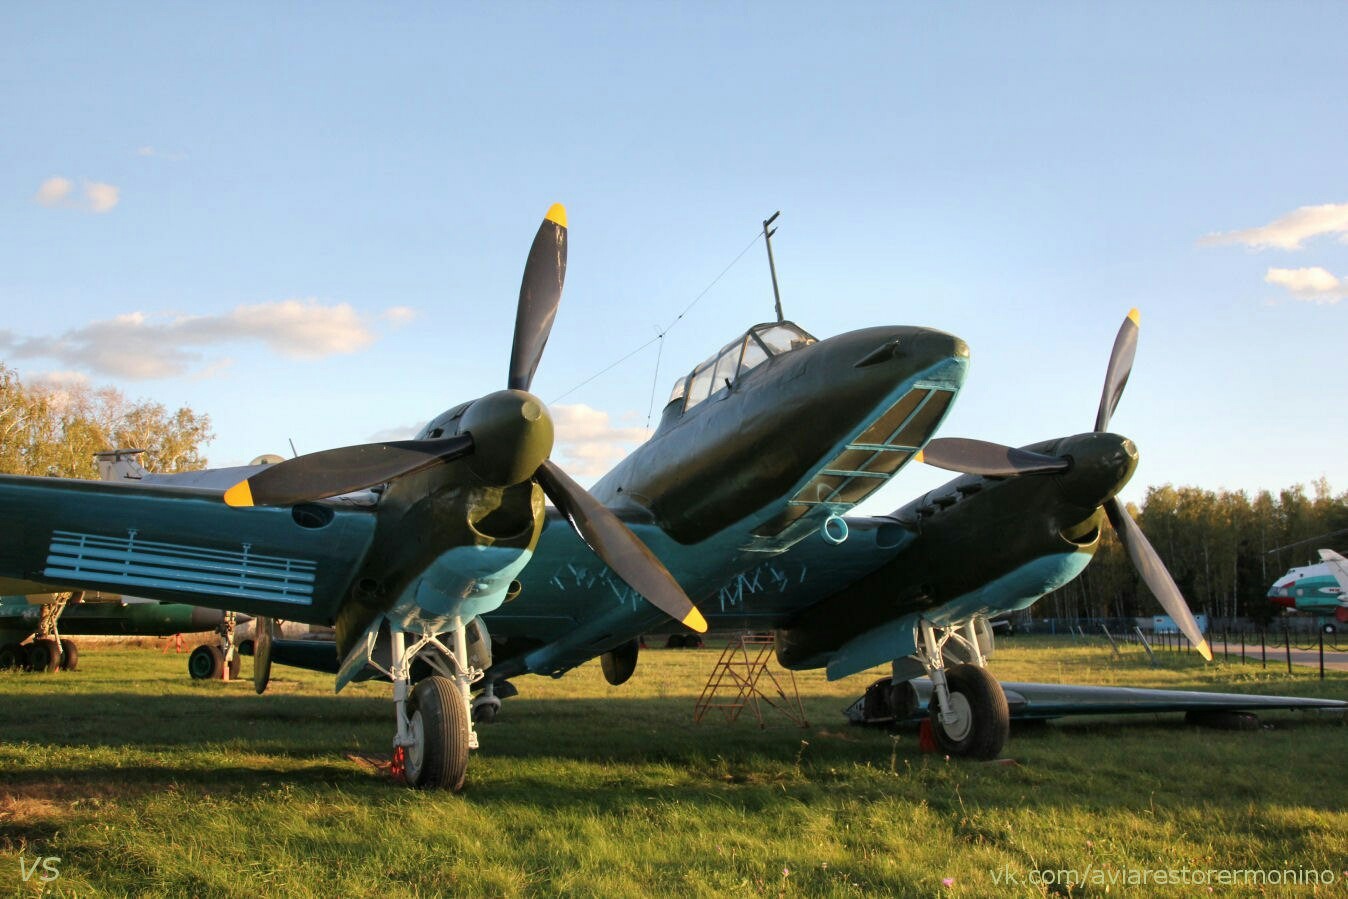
[916, 618, 1009, 759]
[376, 619, 479, 791]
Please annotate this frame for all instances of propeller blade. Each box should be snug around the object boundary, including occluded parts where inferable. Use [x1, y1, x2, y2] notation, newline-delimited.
[535, 460, 707, 632]
[508, 203, 567, 392]
[1094, 308, 1140, 432]
[916, 438, 1071, 477]
[223, 435, 474, 507]
[1105, 496, 1212, 661]
[253, 616, 277, 695]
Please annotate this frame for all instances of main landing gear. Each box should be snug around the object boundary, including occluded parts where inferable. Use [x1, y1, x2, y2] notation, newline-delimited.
[188, 611, 241, 681]
[915, 618, 1009, 759]
[377, 619, 479, 791]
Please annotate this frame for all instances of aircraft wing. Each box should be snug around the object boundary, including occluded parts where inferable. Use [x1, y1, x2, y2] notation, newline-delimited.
[0, 474, 376, 625]
[845, 677, 1348, 725]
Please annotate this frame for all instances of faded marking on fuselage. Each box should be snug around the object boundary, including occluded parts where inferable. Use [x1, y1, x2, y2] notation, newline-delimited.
[547, 564, 644, 610]
[717, 561, 808, 611]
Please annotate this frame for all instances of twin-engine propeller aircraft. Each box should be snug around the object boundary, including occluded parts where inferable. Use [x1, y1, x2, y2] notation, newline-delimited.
[0, 205, 712, 791]
[1269, 549, 1348, 622]
[0, 202, 1216, 781]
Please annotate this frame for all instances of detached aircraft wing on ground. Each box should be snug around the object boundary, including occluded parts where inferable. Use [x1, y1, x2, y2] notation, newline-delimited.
[844, 675, 1348, 727]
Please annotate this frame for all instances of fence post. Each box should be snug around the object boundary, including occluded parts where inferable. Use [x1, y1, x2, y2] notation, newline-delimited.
[1284, 628, 1292, 675]
[1134, 626, 1156, 666]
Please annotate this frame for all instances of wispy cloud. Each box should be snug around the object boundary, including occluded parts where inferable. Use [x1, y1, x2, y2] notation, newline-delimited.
[34, 177, 74, 207]
[1264, 266, 1347, 304]
[0, 300, 403, 380]
[380, 306, 417, 325]
[135, 146, 187, 161]
[551, 404, 651, 481]
[32, 176, 121, 213]
[1199, 203, 1348, 250]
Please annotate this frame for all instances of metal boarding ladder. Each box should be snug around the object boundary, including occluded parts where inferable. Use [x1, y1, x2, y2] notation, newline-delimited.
[693, 632, 808, 728]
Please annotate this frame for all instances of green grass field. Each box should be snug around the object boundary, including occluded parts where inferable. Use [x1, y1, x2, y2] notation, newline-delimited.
[2, 636, 1345, 897]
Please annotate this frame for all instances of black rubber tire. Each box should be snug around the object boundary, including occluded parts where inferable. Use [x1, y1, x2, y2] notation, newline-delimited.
[664, 634, 685, 649]
[28, 639, 62, 673]
[403, 675, 469, 791]
[59, 640, 79, 672]
[928, 663, 1009, 760]
[0, 642, 27, 671]
[887, 679, 920, 724]
[600, 639, 639, 686]
[188, 643, 225, 680]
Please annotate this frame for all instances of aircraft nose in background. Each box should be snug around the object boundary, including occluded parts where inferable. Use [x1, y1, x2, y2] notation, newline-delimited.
[190, 607, 227, 629]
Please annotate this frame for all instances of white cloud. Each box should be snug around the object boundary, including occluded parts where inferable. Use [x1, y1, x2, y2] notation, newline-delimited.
[34, 177, 74, 207]
[136, 146, 186, 161]
[33, 176, 120, 213]
[551, 404, 652, 480]
[84, 181, 119, 213]
[1200, 203, 1348, 250]
[1264, 266, 1347, 304]
[0, 300, 401, 380]
[29, 370, 90, 388]
[381, 306, 417, 325]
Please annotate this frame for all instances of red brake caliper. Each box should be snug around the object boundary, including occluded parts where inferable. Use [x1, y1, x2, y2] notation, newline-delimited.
[390, 745, 407, 782]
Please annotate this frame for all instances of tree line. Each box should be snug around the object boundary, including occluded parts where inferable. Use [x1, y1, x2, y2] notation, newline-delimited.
[0, 363, 212, 478]
[3, 359, 1345, 623]
[1045, 480, 1348, 624]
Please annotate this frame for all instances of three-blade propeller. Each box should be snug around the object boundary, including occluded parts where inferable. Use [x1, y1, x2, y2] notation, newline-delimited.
[916, 309, 1211, 660]
[223, 204, 706, 633]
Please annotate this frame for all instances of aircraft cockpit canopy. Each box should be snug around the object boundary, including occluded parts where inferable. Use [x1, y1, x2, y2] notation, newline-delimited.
[668, 322, 817, 412]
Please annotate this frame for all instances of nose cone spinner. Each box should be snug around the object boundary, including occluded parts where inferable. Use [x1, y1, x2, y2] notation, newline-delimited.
[459, 389, 555, 487]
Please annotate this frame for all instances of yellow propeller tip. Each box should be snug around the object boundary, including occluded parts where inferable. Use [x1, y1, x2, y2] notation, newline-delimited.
[223, 480, 255, 508]
[1127, 307, 1141, 326]
[545, 203, 567, 228]
[1196, 639, 1213, 662]
[683, 607, 708, 634]
[914, 449, 925, 464]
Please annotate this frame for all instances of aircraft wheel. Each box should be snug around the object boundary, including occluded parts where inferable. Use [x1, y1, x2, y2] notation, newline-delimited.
[59, 640, 79, 671]
[664, 634, 685, 649]
[403, 675, 469, 791]
[887, 679, 920, 723]
[188, 644, 225, 680]
[0, 642, 27, 671]
[929, 664, 1009, 759]
[28, 639, 62, 673]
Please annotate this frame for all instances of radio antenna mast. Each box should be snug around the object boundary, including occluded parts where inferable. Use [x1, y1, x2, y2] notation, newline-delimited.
[762, 211, 784, 322]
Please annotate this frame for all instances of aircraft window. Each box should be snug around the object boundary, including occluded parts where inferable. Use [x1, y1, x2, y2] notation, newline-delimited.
[711, 343, 741, 392]
[668, 377, 687, 405]
[754, 323, 815, 355]
[891, 390, 954, 448]
[685, 363, 715, 409]
[739, 336, 768, 374]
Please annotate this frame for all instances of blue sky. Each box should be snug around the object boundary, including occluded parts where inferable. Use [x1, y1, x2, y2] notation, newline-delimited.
[3, 3, 1345, 513]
